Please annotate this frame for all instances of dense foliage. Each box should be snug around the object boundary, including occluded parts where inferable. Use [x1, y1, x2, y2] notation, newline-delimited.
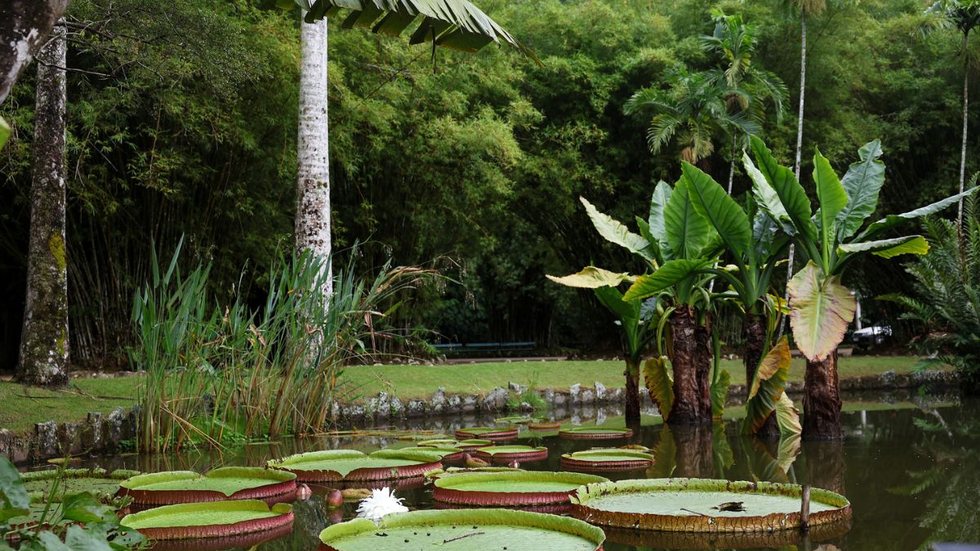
[1, 0, 977, 370]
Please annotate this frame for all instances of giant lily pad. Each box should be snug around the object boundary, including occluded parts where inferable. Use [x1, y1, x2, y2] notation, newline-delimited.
[528, 420, 562, 430]
[319, 509, 605, 551]
[433, 471, 608, 507]
[571, 478, 851, 533]
[118, 467, 297, 506]
[603, 520, 852, 549]
[456, 439, 494, 449]
[473, 445, 548, 464]
[559, 427, 633, 440]
[23, 468, 139, 503]
[121, 500, 293, 541]
[494, 415, 539, 425]
[560, 449, 654, 473]
[267, 450, 443, 483]
[455, 427, 518, 441]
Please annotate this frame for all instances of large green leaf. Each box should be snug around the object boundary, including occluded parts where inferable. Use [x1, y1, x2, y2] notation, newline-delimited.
[580, 197, 654, 261]
[0, 117, 10, 151]
[546, 266, 631, 289]
[838, 235, 929, 259]
[664, 177, 716, 260]
[748, 136, 818, 245]
[648, 180, 673, 244]
[623, 259, 710, 301]
[743, 337, 791, 435]
[836, 140, 885, 240]
[859, 186, 979, 240]
[786, 262, 857, 361]
[683, 162, 751, 261]
[0, 456, 29, 522]
[812, 149, 848, 258]
[745, 153, 794, 235]
[643, 356, 673, 422]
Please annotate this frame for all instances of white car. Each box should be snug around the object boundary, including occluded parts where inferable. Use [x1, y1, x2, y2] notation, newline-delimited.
[851, 325, 892, 347]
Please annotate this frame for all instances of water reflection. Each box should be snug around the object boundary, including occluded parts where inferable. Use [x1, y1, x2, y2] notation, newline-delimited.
[82, 392, 978, 551]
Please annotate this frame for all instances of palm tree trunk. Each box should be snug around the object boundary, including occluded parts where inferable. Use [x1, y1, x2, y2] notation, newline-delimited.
[780, 10, 808, 339]
[958, 31, 969, 231]
[18, 19, 69, 388]
[695, 315, 713, 419]
[668, 306, 709, 425]
[727, 140, 737, 194]
[624, 357, 641, 430]
[802, 352, 843, 440]
[296, 16, 332, 294]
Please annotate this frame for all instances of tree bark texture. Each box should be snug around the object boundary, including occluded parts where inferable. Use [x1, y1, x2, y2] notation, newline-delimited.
[694, 315, 713, 419]
[296, 16, 332, 293]
[743, 312, 766, 395]
[0, 0, 68, 105]
[624, 357, 641, 430]
[18, 20, 69, 388]
[802, 352, 843, 440]
[668, 306, 709, 425]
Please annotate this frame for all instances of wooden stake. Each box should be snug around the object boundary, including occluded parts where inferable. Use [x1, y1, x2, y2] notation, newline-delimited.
[800, 484, 811, 533]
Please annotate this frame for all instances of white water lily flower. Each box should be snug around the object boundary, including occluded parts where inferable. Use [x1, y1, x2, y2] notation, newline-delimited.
[355, 487, 408, 522]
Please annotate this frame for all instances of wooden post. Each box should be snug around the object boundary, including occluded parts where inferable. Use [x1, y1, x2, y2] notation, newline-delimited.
[800, 484, 811, 533]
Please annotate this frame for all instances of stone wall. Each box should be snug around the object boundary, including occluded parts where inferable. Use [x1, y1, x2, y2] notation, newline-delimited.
[1, 369, 960, 465]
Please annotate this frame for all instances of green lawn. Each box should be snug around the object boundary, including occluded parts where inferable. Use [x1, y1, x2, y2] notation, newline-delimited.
[0, 355, 938, 433]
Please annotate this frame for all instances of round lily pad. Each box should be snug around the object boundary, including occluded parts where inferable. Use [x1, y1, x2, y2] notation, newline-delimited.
[494, 415, 539, 425]
[417, 439, 460, 448]
[433, 471, 608, 507]
[560, 449, 654, 473]
[559, 427, 633, 440]
[319, 509, 605, 551]
[118, 467, 297, 506]
[393, 446, 465, 463]
[120, 500, 294, 540]
[267, 449, 443, 483]
[528, 420, 562, 430]
[456, 439, 494, 450]
[472, 445, 548, 464]
[603, 520, 852, 549]
[455, 427, 518, 441]
[571, 478, 852, 533]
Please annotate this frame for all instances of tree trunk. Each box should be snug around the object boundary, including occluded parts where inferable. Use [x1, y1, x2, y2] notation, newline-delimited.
[781, 10, 808, 339]
[742, 312, 766, 391]
[958, 31, 969, 231]
[802, 352, 842, 440]
[624, 357, 641, 431]
[672, 424, 714, 478]
[0, 0, 68, 105]
[18, 19, 69, 388]
[296, 15, 332, 292]
[668, 306, 708, 425]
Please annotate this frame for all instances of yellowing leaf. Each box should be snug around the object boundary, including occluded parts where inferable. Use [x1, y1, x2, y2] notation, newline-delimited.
[580, 197, 653, 260]
[546, 266, 630, 289]
[775, 393, 802, 437]
[743, 337, 791, 436]
[748, 337, 790, 400]
[643, 356, 673, 421]
[838, 235, 929, 259]
[787, 262, 856, 361]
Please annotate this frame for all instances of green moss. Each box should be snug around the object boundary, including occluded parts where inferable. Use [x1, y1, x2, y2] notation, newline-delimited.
[48, 233, 66, 272]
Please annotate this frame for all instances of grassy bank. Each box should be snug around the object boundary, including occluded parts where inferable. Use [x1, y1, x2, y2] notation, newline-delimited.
[0, 355, 940, 433]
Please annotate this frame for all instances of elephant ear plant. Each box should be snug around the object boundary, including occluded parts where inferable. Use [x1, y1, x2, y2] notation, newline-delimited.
[745, 135, 978, 440]
[551, 177, 727, 428]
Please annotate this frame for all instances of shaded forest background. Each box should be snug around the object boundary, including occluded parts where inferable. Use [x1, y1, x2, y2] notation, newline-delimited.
[0, 0, 974, 371]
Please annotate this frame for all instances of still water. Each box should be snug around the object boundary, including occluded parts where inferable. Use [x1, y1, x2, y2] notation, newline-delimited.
[78, 392, 980, 551]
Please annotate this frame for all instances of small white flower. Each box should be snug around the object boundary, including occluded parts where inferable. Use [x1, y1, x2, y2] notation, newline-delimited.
[355, 487, 408, 523]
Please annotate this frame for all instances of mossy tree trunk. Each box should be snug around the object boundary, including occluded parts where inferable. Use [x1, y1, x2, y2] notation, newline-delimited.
[18, 19, 69, 388]
[802, 352, 842, 440]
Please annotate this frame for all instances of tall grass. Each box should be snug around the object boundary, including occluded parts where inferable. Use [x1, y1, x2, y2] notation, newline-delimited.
[130, 241, 433, 453]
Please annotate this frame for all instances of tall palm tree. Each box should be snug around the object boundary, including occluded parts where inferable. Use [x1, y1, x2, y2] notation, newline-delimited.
[625, 68, 757, 168]
[293, 0, 526, 292]
[925, 0, 980, 230]
[701, 10, 788, 194]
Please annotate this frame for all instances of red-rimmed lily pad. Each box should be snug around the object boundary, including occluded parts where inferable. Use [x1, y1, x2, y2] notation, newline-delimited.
[571, 478, 852, 533]
[23, 468, 139, 503]
[560, 449, 654, 473]
[417, 439, 460, 448]
[433, 471, 608, 507]
[392, 446, 466, 463]
[120, 500, 294, 541]
[118, 467, 297, 506]
[456, 439, 494, 449]
[454, 427, 519, 441]
[472, 445, 548, 464]
[528, 420, 562, 430]
[318, 509, 605, 551]
[267, 450, 444, 483]
[602, 520, 852, 549]
[559, 427, 633, 440]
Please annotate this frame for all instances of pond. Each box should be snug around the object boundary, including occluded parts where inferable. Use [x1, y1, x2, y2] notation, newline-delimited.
[57, 390, 980, 551]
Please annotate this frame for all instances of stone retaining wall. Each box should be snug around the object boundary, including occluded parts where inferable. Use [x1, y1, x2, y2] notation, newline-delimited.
[0, 369, 959, 465]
